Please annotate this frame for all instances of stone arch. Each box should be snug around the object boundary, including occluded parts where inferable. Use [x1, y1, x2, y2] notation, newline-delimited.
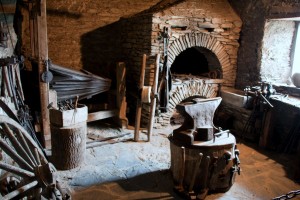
[155, 33, 230, 127]
[167, 33, 232, 82]
[156, 78, 220, 126]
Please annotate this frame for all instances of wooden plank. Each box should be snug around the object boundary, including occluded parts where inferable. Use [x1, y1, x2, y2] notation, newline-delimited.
[50, 105, 87, 127]
[116, 62, 128, 128]
[87, 110, 117, 122]
[134, 54, 147, 141]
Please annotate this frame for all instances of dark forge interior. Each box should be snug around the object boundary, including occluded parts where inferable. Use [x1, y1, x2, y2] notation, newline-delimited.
[170, 46, 222, 77]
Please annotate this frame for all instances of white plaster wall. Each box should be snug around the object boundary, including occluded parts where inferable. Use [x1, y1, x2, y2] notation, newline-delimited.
[261, 20, 295, 84]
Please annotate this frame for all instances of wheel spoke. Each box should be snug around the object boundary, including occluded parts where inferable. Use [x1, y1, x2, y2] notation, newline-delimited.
[0, 115, 48, 165]
[0, 137, 33, 171]
[2, 123, 37, 167]
[2, 180, 38, 200]
[0, 161, 35, 178]
[24, 135, 48, 165]
[15, 129, 38, 166]
[0, 115, 62, 199]
[34, 148, 41, 166]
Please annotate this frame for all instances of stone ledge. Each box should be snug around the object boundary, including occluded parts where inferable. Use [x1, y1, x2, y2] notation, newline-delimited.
[270, 95, 300, 110]
[273, 84, 300, 98]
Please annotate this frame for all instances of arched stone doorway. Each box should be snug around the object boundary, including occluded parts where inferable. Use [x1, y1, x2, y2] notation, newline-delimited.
[155, 33, 228, 127]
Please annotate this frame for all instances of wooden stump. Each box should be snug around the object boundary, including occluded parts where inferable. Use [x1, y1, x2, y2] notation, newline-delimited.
[51, 122, 86, 170]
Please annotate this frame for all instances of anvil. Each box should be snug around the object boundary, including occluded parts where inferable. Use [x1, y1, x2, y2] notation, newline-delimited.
[172, 97, 222, 145]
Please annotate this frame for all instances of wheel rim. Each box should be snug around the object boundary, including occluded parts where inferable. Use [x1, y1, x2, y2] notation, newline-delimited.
[0, 115, 61, 200]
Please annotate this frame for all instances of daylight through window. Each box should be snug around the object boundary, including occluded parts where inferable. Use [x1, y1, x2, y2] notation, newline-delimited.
[292, 23, 300, 74]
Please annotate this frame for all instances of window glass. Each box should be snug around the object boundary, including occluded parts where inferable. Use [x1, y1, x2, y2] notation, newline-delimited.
[292, 23, 300, 74]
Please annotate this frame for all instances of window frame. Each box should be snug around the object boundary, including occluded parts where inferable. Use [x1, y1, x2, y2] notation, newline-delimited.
[291, 22, 300, 75]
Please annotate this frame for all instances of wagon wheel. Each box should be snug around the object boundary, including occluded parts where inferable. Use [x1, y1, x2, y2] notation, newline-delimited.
[0, 115, 64, 200]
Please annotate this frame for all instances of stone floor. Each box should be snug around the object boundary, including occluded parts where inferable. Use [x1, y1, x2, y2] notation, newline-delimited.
[55, 121, 300, 200]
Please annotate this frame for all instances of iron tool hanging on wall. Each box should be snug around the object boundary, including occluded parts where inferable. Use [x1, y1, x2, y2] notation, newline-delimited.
[158, 26, 172, 113]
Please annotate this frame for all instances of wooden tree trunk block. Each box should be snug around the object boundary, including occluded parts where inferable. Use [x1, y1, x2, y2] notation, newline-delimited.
[51, 122, 86, 170]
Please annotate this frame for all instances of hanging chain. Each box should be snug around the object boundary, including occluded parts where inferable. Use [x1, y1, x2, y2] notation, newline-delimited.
[273, 190, 300, 200]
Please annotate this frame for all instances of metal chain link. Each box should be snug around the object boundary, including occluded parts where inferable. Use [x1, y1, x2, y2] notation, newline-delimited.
[272, 190, 300, 200]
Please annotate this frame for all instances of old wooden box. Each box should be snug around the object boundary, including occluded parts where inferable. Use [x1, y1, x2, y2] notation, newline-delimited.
[49, 104, 88, 127]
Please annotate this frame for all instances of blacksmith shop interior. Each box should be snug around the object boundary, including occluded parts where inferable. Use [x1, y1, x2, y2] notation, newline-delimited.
[0, 0, 300, 199]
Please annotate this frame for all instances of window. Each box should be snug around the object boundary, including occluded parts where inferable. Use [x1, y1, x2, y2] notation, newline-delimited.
[261, 19, 300, 86]
[292, 22, 300, 75]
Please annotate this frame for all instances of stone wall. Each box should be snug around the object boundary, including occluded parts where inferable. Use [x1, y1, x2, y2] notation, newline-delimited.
[45, 0, 161, 74]
[152, 0, 241, 87]
[120, 0, 241, 125]
[120, 0, 243, 88]
[223, 0, 300, 150]
[216, 102, 252, 139]
[120, 14, 153, 91]
[228, 0, 300, 89]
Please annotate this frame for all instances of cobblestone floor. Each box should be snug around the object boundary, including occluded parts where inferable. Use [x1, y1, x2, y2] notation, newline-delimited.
[55, 121, 300, 200]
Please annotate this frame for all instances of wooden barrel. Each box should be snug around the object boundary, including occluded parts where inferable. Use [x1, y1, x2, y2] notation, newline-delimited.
[51, 122, 86, 170]
[169, 133, 239, 199]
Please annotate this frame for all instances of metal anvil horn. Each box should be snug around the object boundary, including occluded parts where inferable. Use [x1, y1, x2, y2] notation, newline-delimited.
[172, 97, 222, 145]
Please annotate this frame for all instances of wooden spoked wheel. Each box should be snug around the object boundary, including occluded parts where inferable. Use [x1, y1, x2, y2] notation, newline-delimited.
[0, 115, 63, 200]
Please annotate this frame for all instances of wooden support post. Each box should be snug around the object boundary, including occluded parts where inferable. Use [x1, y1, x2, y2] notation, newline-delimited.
[147, 54, 160, 142]
[36, 0, 50, 143]
[116, 62, 128, 128]
[134, 54, 147, 142]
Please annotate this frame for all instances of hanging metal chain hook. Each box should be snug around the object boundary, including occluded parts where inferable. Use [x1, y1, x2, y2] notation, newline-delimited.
[273, 189, 300, 200]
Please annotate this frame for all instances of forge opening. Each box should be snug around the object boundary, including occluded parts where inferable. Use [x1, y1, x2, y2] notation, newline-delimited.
[170, 46, 222, 78]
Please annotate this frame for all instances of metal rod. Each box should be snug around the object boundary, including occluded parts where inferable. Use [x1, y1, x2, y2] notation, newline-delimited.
[213, 130, 230, 142]
[260, 93, 274, 108]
